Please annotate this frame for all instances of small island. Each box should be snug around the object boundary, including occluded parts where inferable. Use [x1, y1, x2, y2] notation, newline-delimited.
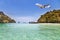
[29, 22, 38, 24]
[37, 10, 60, 23]
[0, 11, 16, 23]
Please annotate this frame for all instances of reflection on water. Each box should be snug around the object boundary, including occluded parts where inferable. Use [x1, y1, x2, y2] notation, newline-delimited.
[0, 23, 60, 40]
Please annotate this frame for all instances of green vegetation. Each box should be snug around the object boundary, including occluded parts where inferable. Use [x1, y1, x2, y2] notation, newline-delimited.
[0, 11, 16, 23]
[37, 10, 60, 23]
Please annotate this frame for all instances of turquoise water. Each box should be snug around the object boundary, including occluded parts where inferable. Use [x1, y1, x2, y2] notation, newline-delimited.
[0, 23, 60, 40]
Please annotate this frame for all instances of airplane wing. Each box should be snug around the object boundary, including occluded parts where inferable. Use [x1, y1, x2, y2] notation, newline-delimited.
[44, 4, 49, 6]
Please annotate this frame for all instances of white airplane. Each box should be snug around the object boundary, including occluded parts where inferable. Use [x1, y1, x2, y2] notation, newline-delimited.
[35, 3, 51, 9]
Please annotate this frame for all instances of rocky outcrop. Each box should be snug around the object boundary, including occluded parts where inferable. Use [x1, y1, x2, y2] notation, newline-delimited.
[37, 10, 60, 23]
[0, 11, 16, 23]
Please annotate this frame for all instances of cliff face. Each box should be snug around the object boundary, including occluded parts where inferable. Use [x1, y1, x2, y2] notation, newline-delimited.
[0, 11, 16, 23]
[37, 10, 60, 23]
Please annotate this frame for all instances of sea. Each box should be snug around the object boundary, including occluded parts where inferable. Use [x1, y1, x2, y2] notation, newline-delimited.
[0, 23, 60, 40]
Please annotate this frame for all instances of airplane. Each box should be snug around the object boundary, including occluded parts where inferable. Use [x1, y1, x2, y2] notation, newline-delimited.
[35, 3, 51, 9]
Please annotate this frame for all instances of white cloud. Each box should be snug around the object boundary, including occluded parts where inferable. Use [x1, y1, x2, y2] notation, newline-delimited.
[14, 16, 37, 22]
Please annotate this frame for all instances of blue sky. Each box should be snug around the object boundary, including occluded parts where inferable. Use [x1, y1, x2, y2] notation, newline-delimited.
[0, 0, 60, 22]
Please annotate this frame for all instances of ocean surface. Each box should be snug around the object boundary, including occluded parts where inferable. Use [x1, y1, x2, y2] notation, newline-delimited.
[0, 23, 60, 40]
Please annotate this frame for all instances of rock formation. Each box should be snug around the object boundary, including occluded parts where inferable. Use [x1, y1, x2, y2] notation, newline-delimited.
[0, 11, 16, 23]
[37, 10, 60, 23]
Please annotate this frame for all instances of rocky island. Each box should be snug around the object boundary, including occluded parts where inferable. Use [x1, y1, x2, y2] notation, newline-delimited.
[37, 10, 60, 23]
[0, 11, 16, 23]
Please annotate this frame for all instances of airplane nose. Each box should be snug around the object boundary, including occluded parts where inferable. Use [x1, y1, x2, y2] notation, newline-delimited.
[35, 3, 39, 5]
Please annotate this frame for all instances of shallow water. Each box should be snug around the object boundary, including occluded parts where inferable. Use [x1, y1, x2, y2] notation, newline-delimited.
[0, 23, 60, 40]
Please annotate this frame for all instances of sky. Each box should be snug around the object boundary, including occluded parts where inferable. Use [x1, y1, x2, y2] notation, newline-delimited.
[0, 0, 60, 22]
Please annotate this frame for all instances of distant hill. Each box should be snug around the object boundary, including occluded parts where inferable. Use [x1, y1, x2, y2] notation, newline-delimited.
[37, 10, 60, 23]
[0, 11, 16, 23]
